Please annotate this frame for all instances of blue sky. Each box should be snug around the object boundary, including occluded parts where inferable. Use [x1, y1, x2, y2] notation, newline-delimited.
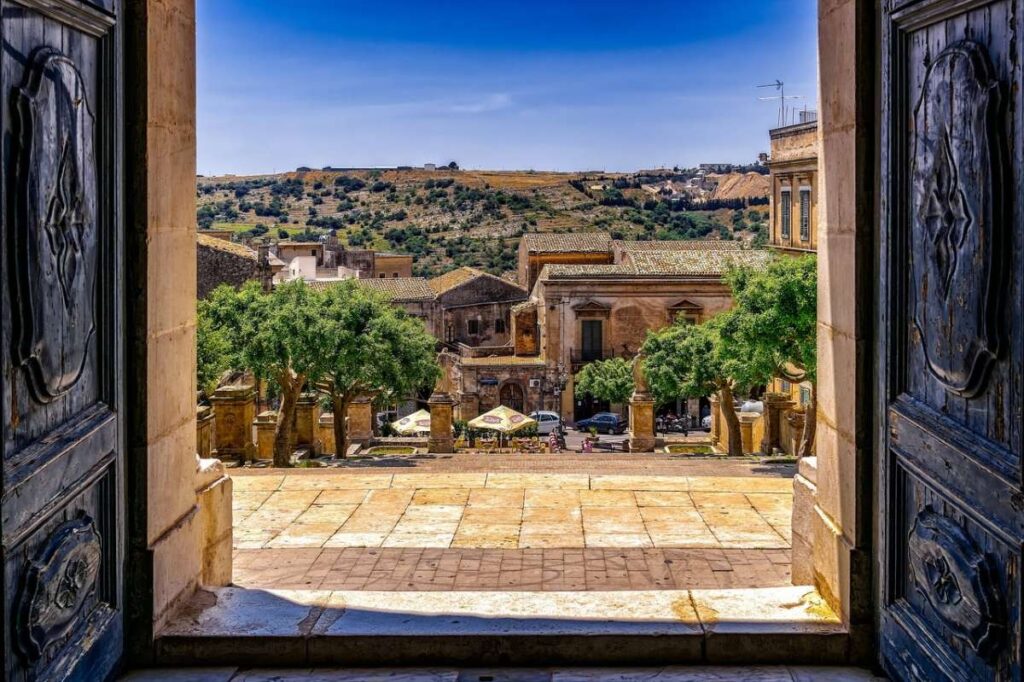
[197, 1, 818, 175]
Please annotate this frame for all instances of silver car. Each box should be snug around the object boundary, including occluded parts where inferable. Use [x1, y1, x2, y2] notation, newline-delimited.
[529, 410, 563, 435]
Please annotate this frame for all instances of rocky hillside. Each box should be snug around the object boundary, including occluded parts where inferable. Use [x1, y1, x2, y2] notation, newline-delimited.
[197, 167, 770, 278]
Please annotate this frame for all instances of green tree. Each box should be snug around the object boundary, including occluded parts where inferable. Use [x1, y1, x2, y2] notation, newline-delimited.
[574, 358, 634, 407]
[643, 312, 764, 456]
[727, 255, 818, 455]
[318, 282, 439, 458]
[196, 301, 231, 396]
[203, 280, 330, 466]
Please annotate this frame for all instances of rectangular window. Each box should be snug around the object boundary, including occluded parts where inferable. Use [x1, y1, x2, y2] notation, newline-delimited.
[800, 386, 811, 406]
[799, 187, 811, 242]
[781, 380, 791, 392]
[468, 319, 480, 335]
[495, 318, 506, 334]
[780, 189, 792, 240]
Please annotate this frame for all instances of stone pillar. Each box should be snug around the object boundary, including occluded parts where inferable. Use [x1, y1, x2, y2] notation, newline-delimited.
[791, 456, 818, 585]
[787, 410, 807, 458]
[346, 397, 374, 449]
[737, 413, 759, 454]
[294, 392, 321, 454]
[209, 384, 257, 463]
[627, 393, 657, 453]
[760, 393, 795, 455]
[318, 412, 336, 456]
[708, 394, 721, 447]
[254, 411, 278, 461]
[428, 393, 455, 453]
[196, 404, 215, 459]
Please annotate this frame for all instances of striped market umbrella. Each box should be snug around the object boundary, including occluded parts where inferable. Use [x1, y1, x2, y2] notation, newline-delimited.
[391, 409, 432, 435]
[467, 405, 537, 435]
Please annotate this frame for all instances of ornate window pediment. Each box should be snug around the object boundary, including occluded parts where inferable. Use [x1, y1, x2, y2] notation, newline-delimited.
[572, 300, 611, 318]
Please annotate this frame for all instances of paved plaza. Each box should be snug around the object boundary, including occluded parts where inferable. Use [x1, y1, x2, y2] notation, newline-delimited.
[231, 455, 794, 591]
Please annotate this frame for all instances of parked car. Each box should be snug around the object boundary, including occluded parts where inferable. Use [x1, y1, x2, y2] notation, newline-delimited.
[529, 410, 563, 435]
[575, 412, 627, 435]
[701, 415, 712, 430]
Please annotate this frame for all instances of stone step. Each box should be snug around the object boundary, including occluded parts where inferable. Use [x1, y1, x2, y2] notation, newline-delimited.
[156, 586, 849, 667]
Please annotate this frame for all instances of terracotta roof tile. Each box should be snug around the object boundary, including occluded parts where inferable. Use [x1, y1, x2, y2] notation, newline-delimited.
[521, 232, 613, 254]
[310, 277, 436, 301]
[197, 232, 257, 260]
[429, 266, 485, 294]
[614, 239, 745, 252]
[542, 249, 771, 279]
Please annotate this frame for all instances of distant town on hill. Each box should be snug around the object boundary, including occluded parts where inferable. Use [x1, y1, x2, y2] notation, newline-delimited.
[197, 163, 771, 279]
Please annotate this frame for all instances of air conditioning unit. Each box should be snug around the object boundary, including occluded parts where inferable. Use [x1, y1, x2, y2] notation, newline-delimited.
[529, 379, 541, 388]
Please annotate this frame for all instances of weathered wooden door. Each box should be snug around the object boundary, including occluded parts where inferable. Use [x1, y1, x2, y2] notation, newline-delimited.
[880, 1, 1022, 679]
[1, 0, 124, 680]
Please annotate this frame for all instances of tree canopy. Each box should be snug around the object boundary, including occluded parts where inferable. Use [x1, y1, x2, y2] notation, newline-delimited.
[202, 280, 331, 465]
[574, 357, 634, 406]
[318, 281, 440, 457]
[726, 255, 817, 384]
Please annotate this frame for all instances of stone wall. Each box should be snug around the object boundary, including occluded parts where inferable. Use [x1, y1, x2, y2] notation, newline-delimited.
[197, 239, 261, 298]
[125, 0, 232, 659]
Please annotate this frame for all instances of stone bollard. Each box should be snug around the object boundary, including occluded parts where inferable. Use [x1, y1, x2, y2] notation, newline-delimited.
[347, 397, 374, 451]
[428, 394, 455, 454]
[787, 410, 807, 458]
[196, 404, 215, 459]
[254, 411, 278, 461]
[627, 395, 657, 453]
[737, 412, 759, 454]
[761, 393, 796, 455]
[294, 392, 322, 455]
[209, 384, 257, 463]
[318, 412, 336, 456]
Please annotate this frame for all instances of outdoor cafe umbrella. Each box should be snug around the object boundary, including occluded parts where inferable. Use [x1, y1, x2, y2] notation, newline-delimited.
[467, 405, 536, 445]
[391, 409, 432, 435]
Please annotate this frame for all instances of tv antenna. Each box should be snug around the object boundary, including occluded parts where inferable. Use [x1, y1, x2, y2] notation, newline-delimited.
[758, 80, 805, 127]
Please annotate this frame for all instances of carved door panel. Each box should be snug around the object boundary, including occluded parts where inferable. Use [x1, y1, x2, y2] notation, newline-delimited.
[880, 1, 1023, 680]
[1, 1, 123, 680]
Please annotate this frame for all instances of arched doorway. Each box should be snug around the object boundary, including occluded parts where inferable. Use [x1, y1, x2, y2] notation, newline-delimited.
[499, 381, 525, 413]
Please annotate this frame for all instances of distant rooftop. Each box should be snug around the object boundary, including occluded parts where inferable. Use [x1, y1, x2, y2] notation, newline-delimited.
[197, 233, 257, 260]
[614, 240, 744, 253]
[521, 232, 613, 254]
[429, 266, 487, 294]
[310, 277, 435, 302]
[429, 266, 526, 295]
[542, 249, 771, 280]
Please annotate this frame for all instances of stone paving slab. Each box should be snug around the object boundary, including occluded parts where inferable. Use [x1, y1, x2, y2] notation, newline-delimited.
[153, 586, 848, 668]
[233, 547, 792, 591]
[232, 470, 792, 552]
[123, 667, 884, 681]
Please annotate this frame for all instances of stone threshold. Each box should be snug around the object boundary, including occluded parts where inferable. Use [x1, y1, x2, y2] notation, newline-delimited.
[155, 586, 849, 667]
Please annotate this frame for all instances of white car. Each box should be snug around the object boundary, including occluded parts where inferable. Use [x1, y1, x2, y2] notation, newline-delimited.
[529, 410, 562, 435]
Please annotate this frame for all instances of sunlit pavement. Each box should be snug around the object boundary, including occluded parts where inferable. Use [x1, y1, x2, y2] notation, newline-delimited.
[230, 456, 793, 591]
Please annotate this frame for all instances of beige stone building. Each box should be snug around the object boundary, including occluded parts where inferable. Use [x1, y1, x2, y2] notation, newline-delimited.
[768, 120, 819, 254]
[765, 119, 819, 451]
[429, 267, 528, 348]
[517, 232, 614, 289]
[451, 236, 771, 423]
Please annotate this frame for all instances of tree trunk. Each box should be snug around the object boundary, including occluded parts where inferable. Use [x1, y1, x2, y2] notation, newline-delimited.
[798, 381, 817, 458]
[331, 393, 350, 459]
[273, 374, 303, 467]
[718, 385, 743, 457]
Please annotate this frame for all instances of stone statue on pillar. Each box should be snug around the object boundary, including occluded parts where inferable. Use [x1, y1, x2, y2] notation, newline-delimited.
[428, 349, 456, 453]
[628, 352, 657, 452]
